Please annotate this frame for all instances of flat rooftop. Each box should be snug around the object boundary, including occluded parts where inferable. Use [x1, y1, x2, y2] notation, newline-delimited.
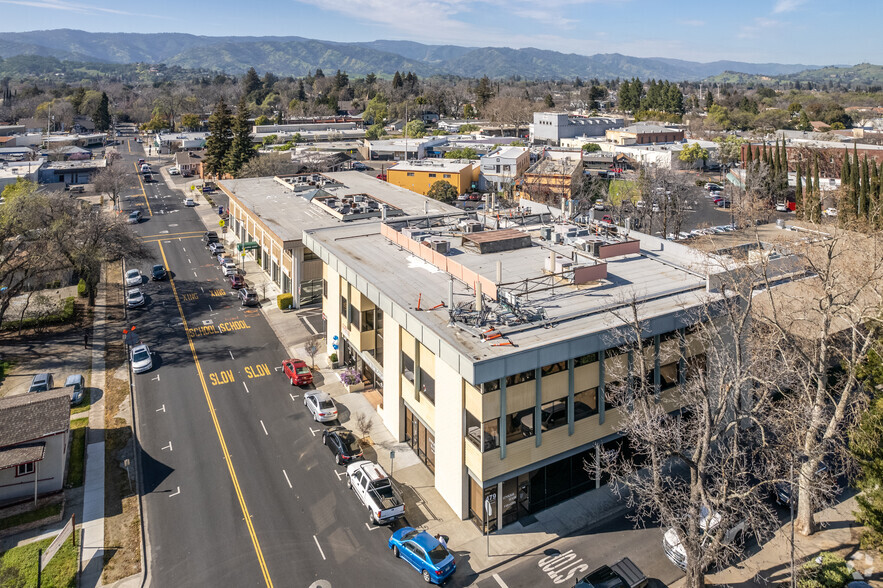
[388, 159, 474, 173]
[218, 171, 460, 244]
[305, 213, 719, 373]
[525, 157, 580, 176]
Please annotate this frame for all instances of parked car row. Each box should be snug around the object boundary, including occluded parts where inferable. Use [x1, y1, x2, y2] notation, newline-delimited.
[28, 372, 85, 406]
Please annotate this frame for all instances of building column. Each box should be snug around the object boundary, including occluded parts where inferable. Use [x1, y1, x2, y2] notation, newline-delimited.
[598, 355, 606, 425]
[293, 246, 303, 309]
[567, 357, 575, 436]
[654, 335, 661, 401]
[534, 367, 542, 448]
[499, 378, 507, 459]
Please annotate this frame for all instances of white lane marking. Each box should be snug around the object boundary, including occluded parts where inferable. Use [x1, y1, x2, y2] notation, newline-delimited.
[309, 427, 320, 437]
[335, 470, 346, 481]
[156, 404, 165, 413]
[283, 470, 292, 488]
[364, 522, 380, 531]
[493, 574, 509, 588]
[275, 366, 283, 371]
[228, 349, 234, 360]
[260, 420, 268, 436]
[182, 246, 186, 252]
[243, 382, 249, 394]
[152, 374, 161, 382]
[208, 304, 213, 312]
[289, 393, 299, 400]
[188, 258, 191, 264]
[202, 319, 213, 325]
[162, 442, 173, 452]
[159, 230, 169, 234]
[200, 287, 204, 293]
[169, 223, 178, 227]
[169, 487, 181, 498]
[193, 271, 198, 278]
[303, 319, 319, 335]
[313, 535, 326, 561]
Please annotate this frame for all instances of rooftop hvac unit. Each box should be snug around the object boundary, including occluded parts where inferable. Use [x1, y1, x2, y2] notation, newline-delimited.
[429, 239, 450, 254]
[464, 220, 483, 233]
[545, 255, 573, 274]
[539, 226, 552, 240]
[402, 227, 427, 240]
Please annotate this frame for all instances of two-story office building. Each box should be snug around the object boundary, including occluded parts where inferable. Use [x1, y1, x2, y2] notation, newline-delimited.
[531, 113, 624, 145]
[386, 159, 477, 196]
[305, 212, 726, 533]
[479, 146, 530, 192]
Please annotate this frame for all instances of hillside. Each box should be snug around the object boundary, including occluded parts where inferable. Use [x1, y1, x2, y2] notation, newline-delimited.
[704, 63, 883, 87]
[0, 29, 856, 81]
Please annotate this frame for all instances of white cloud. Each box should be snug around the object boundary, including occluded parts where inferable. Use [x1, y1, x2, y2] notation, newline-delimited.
[0, 0, 164, 18]
[737, 17, 782, 38]
[679, 19, 705, 27]
[773, 0, 806, 13]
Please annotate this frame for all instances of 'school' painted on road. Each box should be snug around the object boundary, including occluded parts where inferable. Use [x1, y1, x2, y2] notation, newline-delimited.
[536, 550, 590, 585]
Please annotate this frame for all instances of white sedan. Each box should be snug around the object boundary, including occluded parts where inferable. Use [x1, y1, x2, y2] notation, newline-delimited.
[824, 207, 838, 217]
[183, 197, 196, 207]
[130, 344, 153, 373]
[126, 288, 145, 308]
[169, 167, 180, 175]
[125, 269, 142, 287]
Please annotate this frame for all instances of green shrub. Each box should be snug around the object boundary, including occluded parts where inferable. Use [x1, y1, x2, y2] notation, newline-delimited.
[77, 279, 87, 297]
[798, 552, 852, 588]
[330, 353, 338, 363]
[2, 296, 76, 331]
[277, 293, 293, 310]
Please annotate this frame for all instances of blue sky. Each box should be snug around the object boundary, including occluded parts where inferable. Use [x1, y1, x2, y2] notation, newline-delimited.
[0, 0, 878, 65]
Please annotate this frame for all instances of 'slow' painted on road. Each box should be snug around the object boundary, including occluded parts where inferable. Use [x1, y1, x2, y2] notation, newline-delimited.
[244, 363, 271, 379]
[209, 370, 236, 386]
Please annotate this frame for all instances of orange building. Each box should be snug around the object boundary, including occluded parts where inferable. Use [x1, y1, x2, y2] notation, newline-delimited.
[387, 159, 476, 196]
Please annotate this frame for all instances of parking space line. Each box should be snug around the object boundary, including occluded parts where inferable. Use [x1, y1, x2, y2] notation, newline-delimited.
[289, 393, 299, 400]
[313, 535, 326, 561]
[260, 420, 268, 436]
[493, 573, 509, 588]
[169, 487, 181, 498]
[229, 350, 235, 360]
[243, 382, 250, 394]
[334, 470, 345, 481]
[309, 427, 320, 437]
[283, 470, 292, 488]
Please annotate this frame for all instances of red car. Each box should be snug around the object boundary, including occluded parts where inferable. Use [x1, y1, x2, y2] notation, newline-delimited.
[229, 274, 245, 289]
[282, 358, 313, 386]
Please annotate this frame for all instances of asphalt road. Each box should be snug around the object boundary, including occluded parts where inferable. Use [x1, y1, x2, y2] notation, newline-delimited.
[118, 138, 423, 588]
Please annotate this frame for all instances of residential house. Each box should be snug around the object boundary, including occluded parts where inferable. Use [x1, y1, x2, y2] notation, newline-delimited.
[174, 150, 203, 177]
[0, 390, 71, 504]
[387, 159, 477, 196]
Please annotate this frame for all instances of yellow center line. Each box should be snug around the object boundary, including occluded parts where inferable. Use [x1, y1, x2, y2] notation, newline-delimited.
[133, 161, 153, 216]
[127, 140, 131, 154]
[141, 231, 204, 239]
[157, 241, 274, 587]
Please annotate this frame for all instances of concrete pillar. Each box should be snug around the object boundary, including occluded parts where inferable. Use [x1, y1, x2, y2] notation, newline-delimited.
[567, 357, 575, 435]
[534, 367, 542, 448]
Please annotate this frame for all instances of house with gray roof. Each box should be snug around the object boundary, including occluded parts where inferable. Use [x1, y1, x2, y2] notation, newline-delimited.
[0, 390, 70, 504]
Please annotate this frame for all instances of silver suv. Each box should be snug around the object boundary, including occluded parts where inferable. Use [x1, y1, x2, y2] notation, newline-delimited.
[28, 373, 54, 393]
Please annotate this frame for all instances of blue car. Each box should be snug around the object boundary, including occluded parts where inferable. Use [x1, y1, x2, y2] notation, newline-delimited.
[388, 527, 455, 584]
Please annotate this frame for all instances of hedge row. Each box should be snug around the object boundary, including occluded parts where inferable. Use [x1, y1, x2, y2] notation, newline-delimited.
[2, 296, 76, 331]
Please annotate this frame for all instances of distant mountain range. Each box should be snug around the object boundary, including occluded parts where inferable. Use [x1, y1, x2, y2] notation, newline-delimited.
[0, 29, 858, 81]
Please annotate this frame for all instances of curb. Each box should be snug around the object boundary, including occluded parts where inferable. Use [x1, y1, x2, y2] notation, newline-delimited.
[473, 504, 631, 577]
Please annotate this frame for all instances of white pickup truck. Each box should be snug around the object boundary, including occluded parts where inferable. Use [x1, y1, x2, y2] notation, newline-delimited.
[662, 506, 746, 571]
[346, 461, 404, 525]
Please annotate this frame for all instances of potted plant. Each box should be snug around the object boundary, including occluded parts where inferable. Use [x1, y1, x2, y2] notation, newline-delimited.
[329, 352, 339, 369]
[338, 367, 364, 393]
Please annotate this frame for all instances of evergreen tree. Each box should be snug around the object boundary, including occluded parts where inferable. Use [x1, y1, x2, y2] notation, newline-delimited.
[853, 144, 861, 216]
[93, 91, 111, 132]
[781, 142, 790, 192]
[795, 162, 803, 218]
[869, 163, 879, 228]
[242, 67, 262, 97]
[850, 343, 883, 549]
[842, 148, 852, 216]
[225, 96, 256, 178]
[474, 76, 494, 108]
[774, 138, 782, 176]
[275, 110, 283, 125]
[544, 93, 555, 108]
[860, 155, 870, 220]
[203, 98, 232, 178]
[705, 89, 714, 109]
[392, 71, 403, 90]
[805, 164, 814, 222]
[296, 79, 306, 101]
[314, 68, 325, 78]
[745, 142, 753, 167]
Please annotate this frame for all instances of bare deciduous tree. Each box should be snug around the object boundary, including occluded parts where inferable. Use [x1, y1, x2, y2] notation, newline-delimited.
[92, 161, 134, 211]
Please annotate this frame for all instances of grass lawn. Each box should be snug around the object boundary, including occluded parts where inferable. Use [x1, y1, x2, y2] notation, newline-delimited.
[609, 179, 639, 204]
[0, 359, 13, 385]
[66, 418, 89, 488]
[0, 502, 63, 532]
[70, 388, 91, 415]
[0, 532, 78, 588]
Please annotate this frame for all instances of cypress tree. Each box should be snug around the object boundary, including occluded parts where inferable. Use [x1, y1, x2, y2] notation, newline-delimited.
[774, 138, 782, 176]
[861, 155, 871, 220]
[746, 143, 753, 166]
[842, 149, 852, 217]
[204, 98, 232, 179]
[805, 163, 814, 222]
[853, 144, 861, 215]
[870, 163, 879, 228]
[795, 162, 803, 218]
[225, 95, 256, 178]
